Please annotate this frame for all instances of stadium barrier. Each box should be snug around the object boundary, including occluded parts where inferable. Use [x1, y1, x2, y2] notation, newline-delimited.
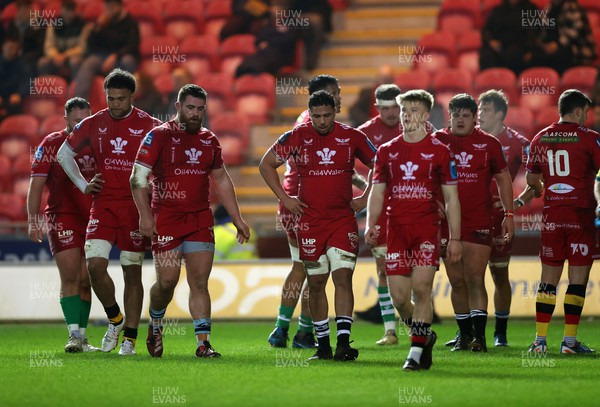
[2, 258, 600, 320]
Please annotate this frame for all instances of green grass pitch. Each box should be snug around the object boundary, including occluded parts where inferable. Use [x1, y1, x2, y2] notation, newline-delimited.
[1, 319, 599, 407]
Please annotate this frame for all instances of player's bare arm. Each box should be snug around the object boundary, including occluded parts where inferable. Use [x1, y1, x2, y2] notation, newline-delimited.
[57, 141, 104, 194]
[514, 185, 537, 211]
[351, 170, 368, 191]
[210, 166, 250, 244]
[441, 183, 462, 264]
[365, 182, 385, 247]
[594, 169, 600, 217]
[26, 176, 46, 243]
[351, 165, 374, 213]
[525, 171, 544, 198]
[494, 169, 515, 241]
[130, 163, 156, 238]
[259, 147, 308, 216]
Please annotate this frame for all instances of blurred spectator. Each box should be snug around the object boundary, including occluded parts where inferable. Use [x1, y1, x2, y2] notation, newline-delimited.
[213, 205, 257, 260]
[37, 0, 91, 79]
[538, 0, 597, 74]
[0, 35, 29, 119]
[234, 4, 297, 77]
[479, 0, 541, 75]
[220, 0, 271, 41]
[349, 65, 394, 127]
[133, 71, 164, 117]
[5, 0, 46, 77]
[72, 0, 139, 99]
[289, 0, 332, 71]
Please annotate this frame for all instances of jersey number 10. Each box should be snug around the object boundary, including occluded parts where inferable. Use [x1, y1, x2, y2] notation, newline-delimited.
[547, 150, 570, 176]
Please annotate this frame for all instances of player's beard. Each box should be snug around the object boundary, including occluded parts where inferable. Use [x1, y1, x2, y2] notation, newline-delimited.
[180, 114, 202, 133]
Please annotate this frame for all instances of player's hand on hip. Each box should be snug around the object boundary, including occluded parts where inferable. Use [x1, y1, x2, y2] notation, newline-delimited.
[139, 214, 156, 238]
[234, 220, 251, 244]
[446, 240, 462, 264]
[282, 196, 307, 216]
[435, 200, 446, 219]
[501, 216, 515, 242]
[351, 194, 368, 213]
[364, 226, 378, 247]
[84, 173, 104, 194]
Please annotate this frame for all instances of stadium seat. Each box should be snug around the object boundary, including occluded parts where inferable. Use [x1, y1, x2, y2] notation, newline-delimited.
[195, 72, 234, 115]
[279, 39, 305, 74]
[518, 67, 560, 114]
[12, 154, 32, 199]
[530, 0, 550, 9]
[505, 106, 535, 139]
[474, 68, 519, 105]
[415, 32, 456, 73]
[0, 115, 41, 161]
[432, 68, 473, 123]
[153, 73, 174, 99]
[438, 0, 481, 34]
[164, 0, 205, 42]
[179, 35, 220, 75]
[210, 112, 250, 165]
[81, 1, 102, 22]
[23, 75, 68, 121]
[204, 0, 232, 38]
[456, 30, 481, 75]
[533, 106, 559, 136]
[219, 34, 257, 77]
[559, 66, 598, 96]
[233, 73, 275, 124]
[139, 36, 179, 78]
[39, 115, 67, 138]
[0, 155, 11, 192]
[481, 0, 501, 21]
[0, 2, 18, 25]
[394, 70, 431, 92]
[0, 193, 26, 221]
[127, 1, 164, 37]
[43, 0, 61, 15]
[69, 76, 105, 110]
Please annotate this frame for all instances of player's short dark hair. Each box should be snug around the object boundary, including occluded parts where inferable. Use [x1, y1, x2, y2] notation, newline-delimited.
[104, 68, 136, 93]
[558, 89, 592, 117]
[448, 93, 477, 115]
[307, 75, 338, 95]
[375, 84, 401, 102]
[65, 97, 90, 114]
[478, 90, 508, 119]
[308, 90, 335, 110]
[397, 89, 434, 112]
[177, 84, 208, 103]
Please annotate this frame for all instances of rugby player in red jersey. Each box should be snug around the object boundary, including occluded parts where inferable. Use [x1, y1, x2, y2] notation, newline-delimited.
[366, 89, 461, 371]
[131, 84, 250, 358]
[526, 89, 600, 354]
[434, 93, 514, 352]
[57, 68, 162, 355]
[260, 90, 376, 361]
[463, 90, 535, 347]
[357, 84, 404, 345]
[28, 97, 99, 353]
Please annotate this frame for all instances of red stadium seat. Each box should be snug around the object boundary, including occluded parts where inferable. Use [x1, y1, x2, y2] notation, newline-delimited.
[220, 34, 257, 77]
[534, 106, 559, 136]
[204, 0, 232, 38]
[233, 73, 275, 124]
[394, 70, 431, 92]
[505, 106, 535, 139]
[530, 0, 550, 9]
[432, 68, 473, 123]
[0, 115, 40, 160]
[0, 193, 26, 221]
[179, 35, 220, 75]
[153, 73, 174, 98]
[474, 68, 519, 105]
[39, 114, 67, 138]
[81, 1, 102, 23]
[0, 155, 11, 192]
[481, 0, 501, 21]
[127, 1, 164, 37]
[415, 32, 456, 73]
[69, 76, 105, 110]
[164, 0, 205, 42]
[518, 67, 560, 114]
[438, 0, 481, 34]
[559, 66, 598, 96]
[43, 0, 61, 15]
[196, 72, 234, 115]
[13, 154, 32, 177]
[456, 30, 481, 75]
[23, 75, 68, 121]
[210, 112, 250, 165]
[139, 36, 179, 78]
